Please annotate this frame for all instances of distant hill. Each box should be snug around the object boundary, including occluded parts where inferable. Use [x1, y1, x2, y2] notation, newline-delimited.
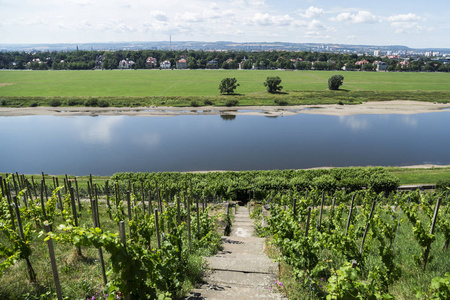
[0, 41, 449, 54]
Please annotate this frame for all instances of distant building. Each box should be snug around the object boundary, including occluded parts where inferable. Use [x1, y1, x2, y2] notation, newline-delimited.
[238, 56, 247, 70]
[374, 61, 388, 71]
[374, 50, 381, 56]
[355, 59, 370, 66]
[118, 59, 135, 69]
[176, 58, 187, 69]
[160, 60, 171, 69]
[146, 57, 158, 68]
[399, 60, 410, 68]
[206, 60, 219, 69]
[95, 55, 103, 69]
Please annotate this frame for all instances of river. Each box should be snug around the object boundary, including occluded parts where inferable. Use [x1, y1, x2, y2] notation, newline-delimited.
[1, 112, 449, 175]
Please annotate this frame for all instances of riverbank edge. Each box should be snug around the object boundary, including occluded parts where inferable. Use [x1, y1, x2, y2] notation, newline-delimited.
[3, 165, 450, 186]
[1, 100, 450, 117]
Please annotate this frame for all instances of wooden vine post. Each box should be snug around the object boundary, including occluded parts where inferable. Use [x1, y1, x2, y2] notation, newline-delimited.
[105, 180, 113, 220]
[293, 196, 297, 216]
[69, 187, 82, 256]
[3, 179, 16, 231]
[40, 180, 48, 222]
[305, 207, 312, 237]
[187, 195, 192, 251]
[345, 194, 356, 236]
[12, 196, 37, 283]
[360, 200, 376, 255]
[196, 196, 200, 239]
[424, 197, 441, 270]
[44, 224, 63, 300]
[154, 208, 161, 249]
[318, 191, 325, 229]
[118, 221, 131, 300]
[91, 198, 107, 285]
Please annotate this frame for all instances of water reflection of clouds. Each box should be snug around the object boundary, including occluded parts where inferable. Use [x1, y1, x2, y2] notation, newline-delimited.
[400, 116, 418, 127]
[75, 116, 125, 144]
[338, 116, 368, 131]
[131, 132, 161, 147]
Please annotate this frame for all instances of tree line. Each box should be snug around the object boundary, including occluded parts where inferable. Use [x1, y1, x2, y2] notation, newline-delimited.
[0, 49, 449, 72]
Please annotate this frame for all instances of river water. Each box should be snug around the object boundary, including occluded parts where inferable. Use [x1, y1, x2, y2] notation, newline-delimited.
[1, 112, 449, 175]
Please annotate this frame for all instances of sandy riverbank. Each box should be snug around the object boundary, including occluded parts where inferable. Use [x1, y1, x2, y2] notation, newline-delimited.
[0, 100, 449, 117]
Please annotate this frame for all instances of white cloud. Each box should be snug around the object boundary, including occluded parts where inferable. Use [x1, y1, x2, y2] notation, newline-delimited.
[331, 10, 378, 24]
[248, 0, 265, 6]
[299, 6, 324, 19]
[387, 13, 426, 33]
[308, 19, 325, 30]
[178, 12, 203, 23]
[247, 13, 295, 27]
[390, 21, 425, 33]
[388, 13, 424, 22]
[151, 11, 169, 22]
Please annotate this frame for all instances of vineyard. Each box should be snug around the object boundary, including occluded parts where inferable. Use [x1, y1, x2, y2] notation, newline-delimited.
[1, 167, 449, 299]
[250, 190, 450, 299]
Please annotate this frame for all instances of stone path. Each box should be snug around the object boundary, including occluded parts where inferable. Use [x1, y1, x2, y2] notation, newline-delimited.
[185, 205, 285, 300]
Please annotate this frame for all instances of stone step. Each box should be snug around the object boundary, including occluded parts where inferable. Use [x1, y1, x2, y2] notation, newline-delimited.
[187, 285, 285, 300]
[206, 255, 278, 274]
[204, 269, 277, 287]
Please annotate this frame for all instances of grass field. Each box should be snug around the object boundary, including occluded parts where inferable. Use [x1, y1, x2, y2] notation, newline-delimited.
[1, 70, 450, 108]
[1, 70, 450, 97]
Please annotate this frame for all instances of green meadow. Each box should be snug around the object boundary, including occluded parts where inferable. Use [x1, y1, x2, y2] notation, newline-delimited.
[1, 69, 450, 106]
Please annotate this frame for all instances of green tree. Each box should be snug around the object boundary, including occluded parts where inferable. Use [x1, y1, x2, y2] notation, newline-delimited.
[263, 76, 283, 93]
[328, 75, 344, 90]
[219, 77, 240, 94]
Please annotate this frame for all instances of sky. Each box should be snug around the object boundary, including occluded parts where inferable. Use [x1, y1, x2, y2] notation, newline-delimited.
[1, 0, 449, 49]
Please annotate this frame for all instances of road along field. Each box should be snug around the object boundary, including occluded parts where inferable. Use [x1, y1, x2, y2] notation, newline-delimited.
[1, 70, 450, 107]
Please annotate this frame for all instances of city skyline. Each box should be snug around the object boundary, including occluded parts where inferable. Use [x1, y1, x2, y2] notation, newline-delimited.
[1, 0, 450, 48]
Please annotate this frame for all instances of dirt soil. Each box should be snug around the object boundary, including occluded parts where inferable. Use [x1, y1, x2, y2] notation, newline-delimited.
[1, 101, 449, 117]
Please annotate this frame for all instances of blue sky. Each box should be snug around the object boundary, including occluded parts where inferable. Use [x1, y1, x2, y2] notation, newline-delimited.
[1, 0, 449, 48]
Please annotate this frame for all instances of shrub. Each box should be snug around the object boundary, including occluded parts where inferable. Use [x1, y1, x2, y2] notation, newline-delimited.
[225, 99, 238, 107]
[29, 101, 39, 107]
[84, 98, 98, 107]
[204, 99, 213, 105]
[436, 179, 450, 191]
[219, 77, 239, 94]
[49, 99, 62, 107]
[1, 98, 7, 106]
[328, 75, 344, 90]
[190, 100, 200, 107]
[264, 76, 283, 93]
[97, 100, 110, 107]
[67, 99, 79, 106]
[274, 99, 289, 106]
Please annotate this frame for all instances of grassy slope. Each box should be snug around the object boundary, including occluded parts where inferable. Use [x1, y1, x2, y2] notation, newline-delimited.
[4, 167, 450, 186]
[1, 69, 450, 97]
[386, 167, 450, 185]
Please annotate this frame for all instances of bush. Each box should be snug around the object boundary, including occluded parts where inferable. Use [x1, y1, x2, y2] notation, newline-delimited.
[219, 77, 240, 94]
[225, 99, 238, 107]
[29, 101, 39, 107]
[264, 76, 283, 93]
[49, 99, 62, 107]
[67, 99, 79, 106]
[97, 100, 110, 107]
[436, 179, 450, 191]
[274, 99, 289, 106]
[84, 98, 98, 107]
[204, 99, 213, 105]
[328, 75, 344, 90]
[190, 100, 200, 107]
[0, 98, 6, 106]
